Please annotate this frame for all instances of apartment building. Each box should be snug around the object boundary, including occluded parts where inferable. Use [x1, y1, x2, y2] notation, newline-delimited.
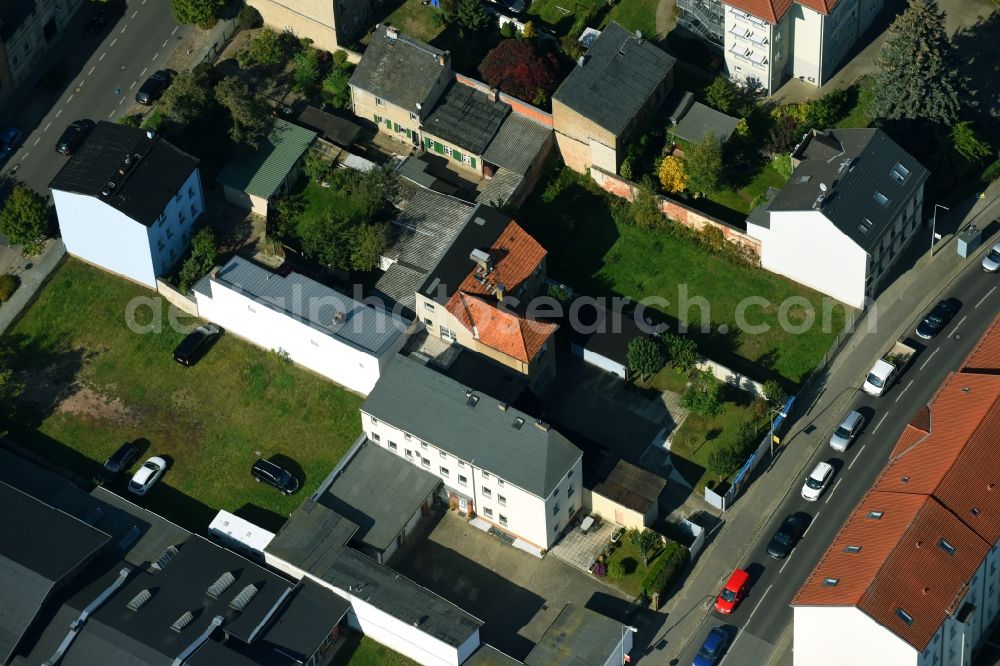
[677, 0, 885, 94]
[246, 0, 374, 52]
[0, 0, 84, 105]
[361, 355, 584, 550]
[792, 315, 1000, 666]
[746, 128, 928, 309]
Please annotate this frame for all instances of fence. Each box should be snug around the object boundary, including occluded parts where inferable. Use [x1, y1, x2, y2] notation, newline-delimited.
[155, 279, 199, 316]
[696, 358, 765, 397]
[195, 15, 242, 66]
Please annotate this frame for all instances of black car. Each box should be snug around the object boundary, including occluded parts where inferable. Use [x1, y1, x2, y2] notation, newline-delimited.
[767, 513, 808, 559]
[488, 0, 528, 14]
[251, 459, 300, 495]
[98, 441, 140, 483]
[55, 120, 95, 155]
[135, 70, 171, 105]
[916, 298, 960, 340]
[173, 324, 221, 366]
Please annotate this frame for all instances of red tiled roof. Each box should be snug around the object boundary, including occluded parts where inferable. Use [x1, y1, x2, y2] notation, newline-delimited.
[449, 293, 557, 363]
[455, 221, 546, 299]
[962, 314, 1000, 373]
[726, 0, 837, 22]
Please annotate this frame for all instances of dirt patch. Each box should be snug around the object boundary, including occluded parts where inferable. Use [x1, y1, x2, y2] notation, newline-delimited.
[57, 386, 136, 426]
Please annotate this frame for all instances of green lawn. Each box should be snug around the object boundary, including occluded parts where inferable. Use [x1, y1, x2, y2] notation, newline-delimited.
[3, 259, 363, 532]
[521, 169, 846, 384]
[297, 179, 366, 237]
[602, 0, 659, 39]
[333, 634, 419, 666]
[379, 0, 445, 43]
[528, 0, 604, 30]
[603, 536, 664, 598]
[706, 162, 789, 215]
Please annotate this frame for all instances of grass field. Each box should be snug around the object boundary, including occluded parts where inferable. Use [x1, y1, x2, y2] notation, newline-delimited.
[521, 169, 846, 385]
[332, 634, 419, 666]
[602, 0, 659, 39]
[603, 536, 664, 598]
[706, 162, 789, 215]
[379, 0, 445, 43]
[3, 259, 363, 532]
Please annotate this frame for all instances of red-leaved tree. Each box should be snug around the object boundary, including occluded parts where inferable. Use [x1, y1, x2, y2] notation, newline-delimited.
[478, 39, 560, 105]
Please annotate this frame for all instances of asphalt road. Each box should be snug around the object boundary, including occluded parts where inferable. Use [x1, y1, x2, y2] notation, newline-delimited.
[3, 0, 187, 194]
[677, 261, 1000, 666]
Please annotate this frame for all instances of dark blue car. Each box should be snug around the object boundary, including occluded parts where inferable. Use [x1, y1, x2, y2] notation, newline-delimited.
[694, 627, 730, 666]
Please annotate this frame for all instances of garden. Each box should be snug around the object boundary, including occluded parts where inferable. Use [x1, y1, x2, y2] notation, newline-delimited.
[591, 527, 689, 604]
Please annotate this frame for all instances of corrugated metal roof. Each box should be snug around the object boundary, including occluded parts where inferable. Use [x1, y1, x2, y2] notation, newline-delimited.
[476, 168, 523, 206]
[208, 256, 409, 356]
[216, 119, 316, 199]
[482, 113, 552, 176]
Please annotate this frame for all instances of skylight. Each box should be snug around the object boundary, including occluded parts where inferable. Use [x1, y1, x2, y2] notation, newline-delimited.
[858, 218, 874, 234]
[823, 578, 839, 587]
[874, 191, 889, 206]
[844, 545, 862, 554]
[891, 163, 910, 183]
[938, 538, 956, 556]
[896, 608, 914, 625]
[868, 511, 884, 520]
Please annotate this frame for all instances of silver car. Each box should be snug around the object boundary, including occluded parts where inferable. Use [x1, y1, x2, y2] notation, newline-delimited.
[830, 410, 864, 452]
[982, 241, 1000, 273]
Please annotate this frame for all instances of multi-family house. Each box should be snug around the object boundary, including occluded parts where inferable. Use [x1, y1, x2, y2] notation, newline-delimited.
[792, 315, 1000, 666]
[413, 204, 559, 388]
[677, 0, 885, 94]
[552, 21, 676, 175]
[746, 128, 928, 309]
[361, 354, 584, 550]
[49, 121, 204, 289]
[246, 0, 374, 53]
[0, 0, 84, 105]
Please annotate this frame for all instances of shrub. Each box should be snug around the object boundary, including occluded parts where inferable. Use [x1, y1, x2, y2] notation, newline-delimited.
[951, 121, 993, 165]
[663, 333, 699, 371]
[500, 21, 515, 38]
[619, 157, 633, 180]
[177, 228, 217, 293]
[561, 33, 584, 61]
[681, 369, 724, 417]
[607, 561, 626, 579]
[142, 110, 165, 131]
[708, 445, 744, 476]
[732, 419, 760, 455]
[658, 155, 687, 193]
[762, 379, 787, 407]
[0, 274, 20, 302]
[239, 4, 264, 29]
[628, 336, 666, 380]
[547, 283, 571, 303]
[117, 114, 142, 127]
[641, 541, 689, 598]
[592, 561, 607, 577]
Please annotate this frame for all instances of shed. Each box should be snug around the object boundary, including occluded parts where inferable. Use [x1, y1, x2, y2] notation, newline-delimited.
[665, 90, 740, 144]
[584, 454, 666, 529]
[216, 119, 316, 216]
[294, 105, 362, 147]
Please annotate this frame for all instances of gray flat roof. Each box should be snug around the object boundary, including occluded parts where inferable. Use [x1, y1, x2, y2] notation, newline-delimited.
[206, 256, 409, 357]
[466, 644, 524, 665]
[423, 82, 511, 156]
[321, 442, 440, 552]
[362, 355, 582, 497]
[670, 99, 739, 144]
[525, 604, 624, 666]
[266, 501, 360, 575]
[482, 113, 552, 176]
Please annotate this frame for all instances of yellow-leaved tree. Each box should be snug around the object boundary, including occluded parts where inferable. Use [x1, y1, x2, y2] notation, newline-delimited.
[658, 156, 688, 194]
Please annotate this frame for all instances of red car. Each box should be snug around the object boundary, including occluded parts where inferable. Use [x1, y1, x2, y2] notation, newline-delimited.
[714, 569, 751, 614]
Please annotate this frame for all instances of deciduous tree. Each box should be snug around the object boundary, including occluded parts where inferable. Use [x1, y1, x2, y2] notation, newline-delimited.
[170, 0, 225, 28]
[237, 29, 285, 68]
[321, 51, 355, 109]
[292, 46, 324, 95]
[214, 75, 272, 148]
[479, 39, 559, 104]
[177, 228, 217, 292]
[627, 336, 666, 379]
[658, 156, 687, 194]
[351, 223, 390, 271]
[160, 69, 214, 125]
[0, 185, 48, 256]
[704, 76, 736, 114]
[685, 133, 724, 195]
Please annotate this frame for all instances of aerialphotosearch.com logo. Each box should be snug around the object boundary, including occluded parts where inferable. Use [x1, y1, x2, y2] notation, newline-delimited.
[123, 281, 872, 340]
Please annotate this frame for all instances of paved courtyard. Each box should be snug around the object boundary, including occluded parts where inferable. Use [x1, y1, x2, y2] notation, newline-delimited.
[550, 516, 616, 572]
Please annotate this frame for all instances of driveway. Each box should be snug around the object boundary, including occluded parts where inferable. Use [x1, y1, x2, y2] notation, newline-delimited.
[388, 511, 666, 662]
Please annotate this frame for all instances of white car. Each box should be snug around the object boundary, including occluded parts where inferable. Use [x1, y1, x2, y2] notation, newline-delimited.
[128, 456, 167, 496]
[982, 241, 1000, 273]
[801, 461, 834, 501]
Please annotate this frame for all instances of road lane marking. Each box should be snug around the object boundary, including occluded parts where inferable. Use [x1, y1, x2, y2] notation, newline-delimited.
[745, 584, 772, 627]
[110, 38, 117, 47]
[848, 444, 867, 470]
[121, 24, 128, 34]
[719, 632, 745, 666]
[55, 108, 63, 118]
[131, 10, 138, 18]
[99, 51, 106, 61]
[953, 315, 967, 337]
[152, 52, 159, 60]
[804, 511, 820, 536]
[894, 379, 914, 402]
[88, 65, 96, 75]
[78, 79, 85, 89]
[920, 348, 939, 370]
[873, 413, 888, 433]
[67, 94, 74, 103]
[108, 110, 116, 118]
[129, 80, 137, 90]
[140, 67, 148, 76]
[162, 39, 168, 47]
[172, 26, 179, 35]
[32, 137, 40, 146]
[977, 287, 997, 309]
[19, 152, 28, 160]
[779, 551, 795, 573]
[824, 478, 842, 504]
[44, 122, 51, 132]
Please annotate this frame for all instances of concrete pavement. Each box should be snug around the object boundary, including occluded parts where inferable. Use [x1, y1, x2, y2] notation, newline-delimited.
[644, 180, 1000, 665]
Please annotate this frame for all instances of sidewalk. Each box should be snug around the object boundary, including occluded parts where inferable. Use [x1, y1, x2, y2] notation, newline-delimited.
[649, 181, 1000, 664]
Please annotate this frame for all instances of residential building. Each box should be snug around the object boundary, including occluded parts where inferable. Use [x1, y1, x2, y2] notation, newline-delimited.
[677, 0, 885, 94]
[50, 121, 204, 289]
[792, 314, 1000, 666]
[361, 354, 584, 550]
[0, 447, 351, 666]
[192, 256, 410, 395]
[552, 22, 676, 174]
[349, 24, 452, 148]
[217, 118, 316, 217]
[0, 0, 84, 105]
[524, 603, 636, 666]
[246, 0, 374, 53]
[414, 205, 558, 387]
[746, 128, 928, 309]
[585, 455, 666, 530]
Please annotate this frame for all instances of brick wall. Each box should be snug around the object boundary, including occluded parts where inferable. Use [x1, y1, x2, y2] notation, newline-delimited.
[589, 166, 761, 257]
[454, 73, 553, 128]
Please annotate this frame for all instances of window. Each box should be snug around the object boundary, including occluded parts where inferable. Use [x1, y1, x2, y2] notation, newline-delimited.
[483, 471, 491, 479]
[188, 187, 194, 198]
[552, 503, 559, 515]
[190, 204, 197, 216]
[498, 479, 504, 487]
[440, 450, 447, 458]
[567, 506, 573, 518]
[421, 458, 431, 468]
[553, 522, 560, 533]
[891, 163, 910, 182]
[174, 192, 182, 202]
[372, 432, 381, 441]
[424, 318, 433, 326]
[374, 114, 383, 124]
[403, 432, 410, 440]
[823, 578, 839, 587]
[499, 514, 508, 526]
[484, 507, 494, 517]
[405, 449, 413, 459]
[420, 442, 428, 450]
[567, 485, 575, 498]
[939, 538, 956, 556]
[498, 494, 506, 506]
[440, 466, 449, 476]
[553, 488, 560, 498]
[873, 191, 889, 206]
[896, 608, 914, 625]
[409, 112, 417, 121]
[867, 511, 883, 520]
[458, 461, 465, 468]
[483, 487, 492, 497]
[375, 96, 385, 107]
[458, 475, 468, 486]
[424, 302, 435, 311]
[844, 545, 861, 553]
[157, 239, 165, 251]
[567, 469, 574, 479]
[388, 441, 397, 450]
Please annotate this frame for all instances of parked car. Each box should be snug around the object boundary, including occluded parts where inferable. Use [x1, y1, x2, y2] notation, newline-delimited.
[128, 456, 167, 495]
[0, 125, 23, 162]
[173, 324, 221, 366]
[829, 410, 865, 453]
[714, 568, 750, 614]
[694, 626, 731, 666]
[982, 241, 1000, 273]
[251, 459, 300, 495]
[916, 298, 960, 339]
[98, 440, 140, 483]
[55, 120, 95, 155]
[767, 514, 808, 559]
[801, 461, 834, 501]
[135, 70, 171, 105]
[488, 0, 528, 14]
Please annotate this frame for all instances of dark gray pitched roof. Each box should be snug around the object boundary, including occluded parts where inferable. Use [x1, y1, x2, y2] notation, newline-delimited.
[475, 169, 523, 206]
[746, 186, 781, 231]
[482, 113, 552, 176]
[349, 25, 449, 113]
[423, 83, 511, 155]
[294, 106, 362, 147]
[321, 442, 440, 552]
[586, 456, 665, 514]
[362, 355, 582, 497]
[666, 93, 740, 144]
[466, 644, 524, 665]
[524, 604, 624, 666]
[768, 128, 930, 252]
[553, 22, 676, 136]
[418, 204, 511, 303]
[49, 121, 199, 226]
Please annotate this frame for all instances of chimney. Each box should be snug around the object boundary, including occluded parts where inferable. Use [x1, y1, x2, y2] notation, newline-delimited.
[334, 311, 346, 323]
[210, 268, 220, 279]
[385, 24, 398, 40]
[495, 283, 505, 300]
[438, 51, 449, 67]
[146, 130, 156, 140]
[487, 87, 498, 103]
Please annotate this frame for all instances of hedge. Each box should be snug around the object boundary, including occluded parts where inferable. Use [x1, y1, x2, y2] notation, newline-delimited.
[641, 540, 690, 598]
[0, 274, 20, 303]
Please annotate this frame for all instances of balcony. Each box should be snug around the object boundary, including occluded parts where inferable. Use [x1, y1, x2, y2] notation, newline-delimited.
[728, 44, 769, 67]
[728, 6, 769, 29]
[728, 25, 768, 46]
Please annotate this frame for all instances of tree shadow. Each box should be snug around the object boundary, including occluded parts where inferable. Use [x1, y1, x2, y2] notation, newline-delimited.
[234, 502, 288, 533]
[5, 332, 95, 429]
[952, 11, 1000, 140]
